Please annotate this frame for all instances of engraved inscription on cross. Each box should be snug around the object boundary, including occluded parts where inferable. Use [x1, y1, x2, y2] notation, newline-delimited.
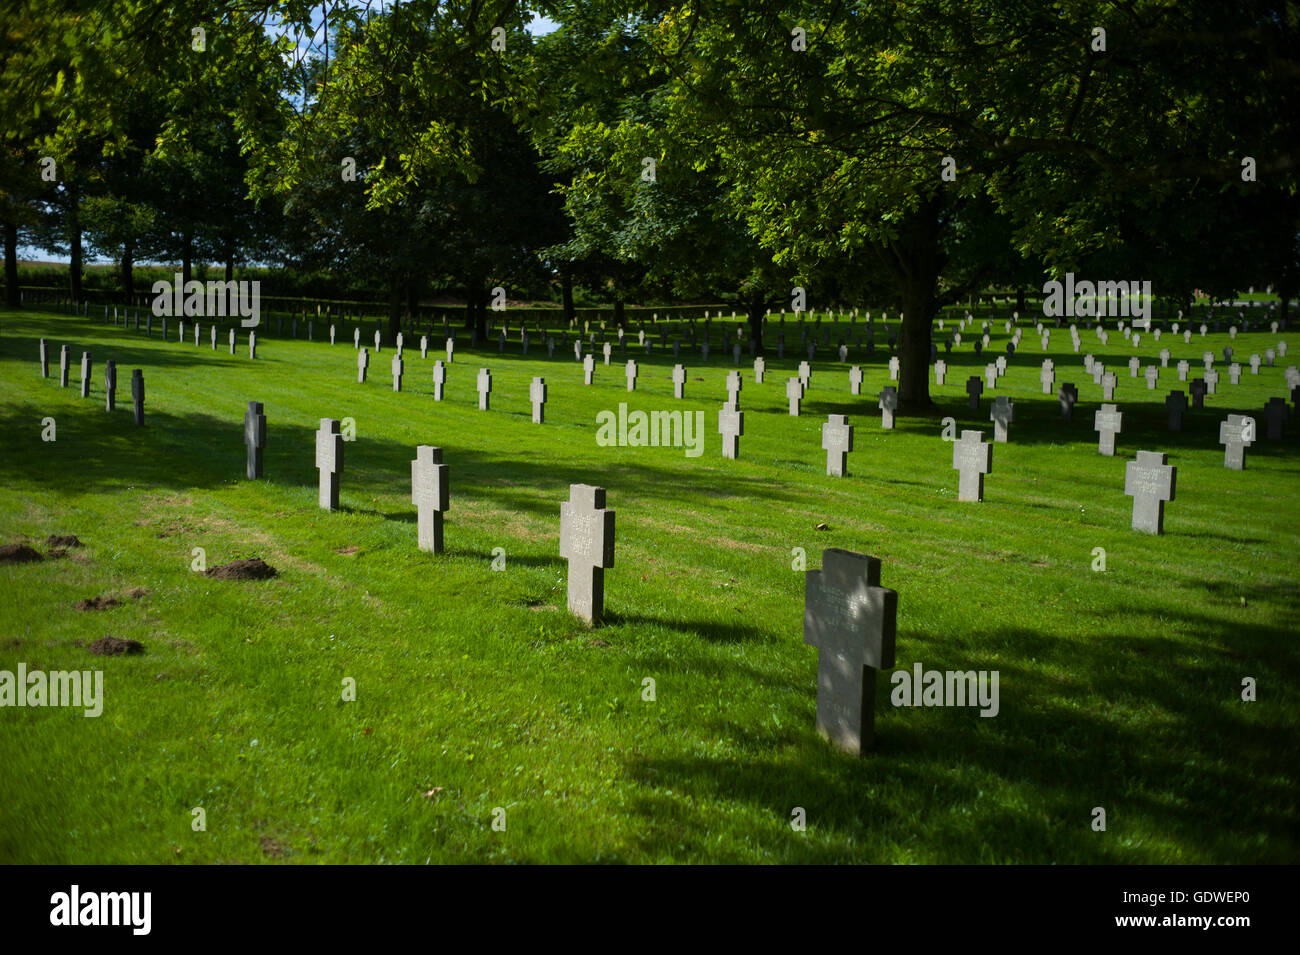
[822, 414, 853, 476]
[315, 418, 344, 510]
[1125, 451, 1176, 534]
[411, 445, 449, 553]
[804, 548, 898, 755]
[1094, 403, 1123, 456]
[559, 484, 616, 626]
[244, 401, 266, 479]
[952, 429, 992, 501]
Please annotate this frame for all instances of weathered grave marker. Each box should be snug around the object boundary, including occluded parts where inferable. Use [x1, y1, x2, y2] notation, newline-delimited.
[1124, 451, 1176, 534]
[411, 445, 449, 553]
[244, 401, 266, 479]
[803, 549, 898, 755]
[559, 484, 616, 626]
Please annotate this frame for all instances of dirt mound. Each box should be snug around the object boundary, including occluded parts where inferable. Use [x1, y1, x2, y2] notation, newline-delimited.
[46, 535, 82, 548]
[75, 595, 120, 611]
[204, 558, 278, 581]
[127, 587, 147, 599]
[89, 637, 144, 656]
[0, 544, 42, 564]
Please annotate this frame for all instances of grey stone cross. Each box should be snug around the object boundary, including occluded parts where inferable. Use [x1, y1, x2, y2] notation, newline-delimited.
[803, 548, 898, 755]
[952, 429, 992, 501]
[822, 414, 853, 476]
[316, 419, 343, 510]
[559, 484, 616, 625]
[244, 401, 266, 479]
[1124, 451, 1176, 534]
[411, 445, 449, 553]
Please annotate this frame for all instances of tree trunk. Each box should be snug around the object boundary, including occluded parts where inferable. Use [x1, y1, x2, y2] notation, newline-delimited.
[405, 280, 419, 330]
[181, 230, 193, 288]
[68, 184, 83, 303]
[561, 272, 575, 325]
[1016, 288, 1026, 315]
[387, 273, 402, 342]
[747, 297, 766, 355]
[3, 221, 17, 307]
[224, 248, 234, 283]
[879, 201, 943, 415]
[612, 295, 625, 327]
[121, 235, 135, 301]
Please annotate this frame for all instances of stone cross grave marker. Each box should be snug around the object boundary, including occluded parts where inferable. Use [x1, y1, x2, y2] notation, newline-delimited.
[358, 348, 369, 383]
[1250, 354, 1261, 374]
[603, 342, 612, 365]
[1177, 360, 1189, 381]
[1165, 390, 1187, 431]
[878, 386, 898, 430]
[1145, 365, 1159, 390]
[432, 360, 446, 400]
[719, 402, 743, 459]
[1040, 360, 1055, 394]
[1189, 377, 1207, 409]
[984, 363, 997, 389]
[787, 377, 804, 416]
[59, 345, 69, 387]
[1094, 403, 1123, 455]
[849, 365, 863, 395]
[411, 446, 449, 553]
[966, 376, 983, 409]
[559, 484, 616, 626]
[374, 329, 382, 352]
[79, 352, 91, 398]
[1159, 348, 1170, 367]
[1203, 350, 1214, 371]
[1125, 451, 1176, 534]
[39, 338, 48, 378]
[935, 360, 946, 385]
[477, 368, 492, 410]
[754, 356, 765, 383]
[530, 377, 547, 423]
[245, 401, 266, 479]
[625, 359, 638, 392]
[672, 364, 686, 398]
[1102, 371, 1117, 400]
[104, 360, 116, 412]
[725, 370, 742, 406]
[990, 396, 1013, 442]
[798, 360, 811, 386]
[822, 414, 853, 476]
[889, 356, 900, 381]
[331, 325, 337, 346]
[1229, 363, 1241, 384]
[124, 367, 146, 427]
[1219, 414, 1255, 470]
[803, 549, 898, 755]
[315, 419, 343, 510]
[249, 330, 257, 359]
[1204, 368, 1219, 395]
[354, 328, 361, 348]
[447, 337, 455, 362]
[995, 355, 1007, 375]
[1129, 356, 1141, 377]
[583, 354, 595, 385]
[392, 353, 405, 391]
[953, 430, 992, 502]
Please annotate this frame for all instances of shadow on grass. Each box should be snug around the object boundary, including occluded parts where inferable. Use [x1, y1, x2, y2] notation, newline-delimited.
[618, 611, 1300, 863]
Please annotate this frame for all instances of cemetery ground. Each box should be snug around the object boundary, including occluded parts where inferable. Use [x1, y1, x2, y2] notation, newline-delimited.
[1, 308, 1297, 865]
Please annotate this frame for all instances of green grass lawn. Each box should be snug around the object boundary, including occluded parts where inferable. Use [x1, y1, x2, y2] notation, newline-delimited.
[1, 306, 1297, 864]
